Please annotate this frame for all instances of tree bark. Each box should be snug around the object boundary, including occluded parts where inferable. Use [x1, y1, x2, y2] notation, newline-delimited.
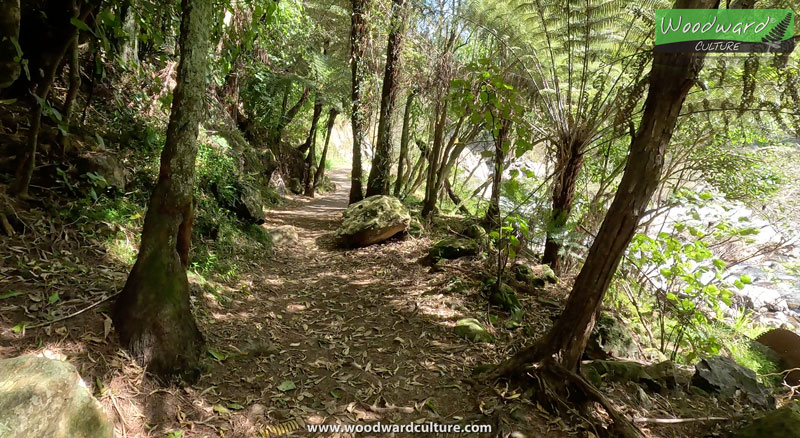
[491, 0, 719, 377]
[421, 98, 448, 217]
[303, 97, 323, 196]
[274, 86, 309, 149]
[0, 0, 20, 89]
[314, 107, 339, 189]
[8, 0, 78, 197]
[348, 0, 369, 204]
[120, 0, 139, 66]
[366, 0, 407, 197]
[393, 90, 415, 196]
[483, 120, 511, 228]
[542, 138, 586, 274]
[112, 0, 212, 381]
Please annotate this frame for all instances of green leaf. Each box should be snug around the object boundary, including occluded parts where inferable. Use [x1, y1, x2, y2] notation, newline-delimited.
[734, 279, 745, 290]
[12, 322, 30, 334]
[212, 404, 230, 414]
[277, 380, 296, 392]
[70, 18, 91, 31]
[226, 403, 245, 410]
[0, 290, 24, 300]
[712, 258, 726, 270]
[739, 274, 752, 285]
[207, 348, 229, 361]
[166, 431, 184, 438]
[48, 292, 60, 304]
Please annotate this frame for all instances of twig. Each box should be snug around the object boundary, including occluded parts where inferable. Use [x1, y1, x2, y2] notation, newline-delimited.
[633, 416, 728, 424]
[28, 292, 121, 329]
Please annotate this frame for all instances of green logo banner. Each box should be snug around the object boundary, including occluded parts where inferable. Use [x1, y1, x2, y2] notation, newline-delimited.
[655, 9, 795, 52]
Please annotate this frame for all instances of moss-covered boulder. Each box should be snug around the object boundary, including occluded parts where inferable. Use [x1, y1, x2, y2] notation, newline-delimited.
[429, 237, 479, 261]
[489, 282, 521, 312]
[734, 402, 800, 437]
[454, 318, 494, 343]
[586, 312, 640, 360]
[0, 355, 113, 438]
[335, 195, 411, 248]
[583, 360, 679, 392]
[512, 263, 558, 287]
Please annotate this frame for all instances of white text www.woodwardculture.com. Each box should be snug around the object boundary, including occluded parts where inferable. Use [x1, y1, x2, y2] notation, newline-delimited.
[306, 422, 492, 434]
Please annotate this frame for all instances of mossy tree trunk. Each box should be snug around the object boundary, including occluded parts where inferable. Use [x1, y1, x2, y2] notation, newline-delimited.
[366, 0, 407, 197]
[0, 0, 20, 90]
[348, 0, 369, 204]
[313, 107, 339, 189]
[393, 91, 415, 197]
[112, 0, 212, 381]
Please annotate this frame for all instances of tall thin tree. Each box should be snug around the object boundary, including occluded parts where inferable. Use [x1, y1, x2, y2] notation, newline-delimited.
[366, 0, 407, 196]
[112, 0, 212, 380]
[348, 0, 369, 204]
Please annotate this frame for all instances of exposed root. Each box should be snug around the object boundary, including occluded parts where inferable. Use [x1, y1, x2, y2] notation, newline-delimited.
[481, 355, 643, 438]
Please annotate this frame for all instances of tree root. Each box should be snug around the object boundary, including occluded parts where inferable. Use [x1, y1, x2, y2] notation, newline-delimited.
[480, 355, 643, 438]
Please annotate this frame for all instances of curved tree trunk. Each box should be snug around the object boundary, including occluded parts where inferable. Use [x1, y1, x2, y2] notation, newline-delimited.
[0, 0, 21, 90]
[491, 0, 719, 379]
[348, 0, 369, 204]
[314, 107, 339, 189]
[303, 98, 323, 196]
[393, 91, 415, 196]
[112, 0, 212, 381]
[366, 0, 407, 197]
[542, 138, 585, 274]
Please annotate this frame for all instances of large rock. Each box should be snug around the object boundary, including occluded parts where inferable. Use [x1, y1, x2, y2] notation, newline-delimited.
[756, 328, 800, 385]
[734, 402, 800, 438]
[75, 151, 127, 191]
[583, 360, 679, 392]
[512, 263, 558, 287]
[691, 356, 775, 410]
[0, 355, 113, 438]
[211, 181, 266, 224]
[429, 237, 479, 261]
[586, 313, 640, 360]
[335, 195, 411, 248]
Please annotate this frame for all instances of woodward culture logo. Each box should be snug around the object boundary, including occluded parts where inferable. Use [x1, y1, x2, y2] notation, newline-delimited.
[655, 9, 795, 52]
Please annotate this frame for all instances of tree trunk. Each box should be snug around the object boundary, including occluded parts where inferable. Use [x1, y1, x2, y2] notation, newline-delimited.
[314, 107, 339, 189]
[542, 138, 585, 274]
[366, 0, 407, 197]
[112, 0, 212, 381]
[348, 0, 369, 204]
[393, 90, 415, 196]
[303, 98, 323, 196]
[8, 0, 78, 198]
[276, 87, 310, 149]
[444, 179, 470, 215]
[491, 0, 719, 378]
[421, 98, 448, 217]
[483, 120, 511, 228]
[120, 0, 139, 66]
[0, 0, 20, 89]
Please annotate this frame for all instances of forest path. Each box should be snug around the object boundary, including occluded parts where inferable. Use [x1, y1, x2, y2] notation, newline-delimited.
[193, 167, 509, 436]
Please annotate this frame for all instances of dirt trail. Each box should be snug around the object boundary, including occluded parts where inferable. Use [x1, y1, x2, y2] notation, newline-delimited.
[190, 168, 512, 436]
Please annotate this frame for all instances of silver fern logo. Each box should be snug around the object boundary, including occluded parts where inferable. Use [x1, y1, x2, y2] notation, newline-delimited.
[655, 9, 795, 53]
